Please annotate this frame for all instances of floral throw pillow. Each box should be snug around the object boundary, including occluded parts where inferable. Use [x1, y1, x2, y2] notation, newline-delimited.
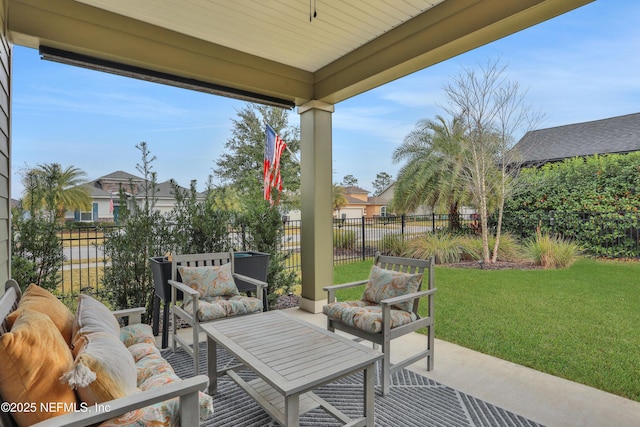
[178, 263, 239, 298]
[361, 265, 423, 312]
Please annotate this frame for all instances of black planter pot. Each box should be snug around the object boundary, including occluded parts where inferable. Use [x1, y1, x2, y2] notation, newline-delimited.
[149, 256, 172, 348]
[150, 256, 171, 300]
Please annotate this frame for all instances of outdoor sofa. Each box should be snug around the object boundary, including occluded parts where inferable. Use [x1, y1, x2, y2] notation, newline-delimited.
[0, 280, 213, 427]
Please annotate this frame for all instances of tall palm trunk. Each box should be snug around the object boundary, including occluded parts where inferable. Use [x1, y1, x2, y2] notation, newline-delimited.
[448, 201, 460, 232]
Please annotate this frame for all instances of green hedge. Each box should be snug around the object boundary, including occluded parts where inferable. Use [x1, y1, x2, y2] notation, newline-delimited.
[503, 152, 640, 257]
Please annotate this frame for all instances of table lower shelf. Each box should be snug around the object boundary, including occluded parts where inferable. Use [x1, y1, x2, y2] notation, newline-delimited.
[226, 370, 367, 427]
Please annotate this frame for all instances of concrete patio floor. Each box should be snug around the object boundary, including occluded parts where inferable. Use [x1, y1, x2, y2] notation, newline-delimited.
[164, 308, 640, 427]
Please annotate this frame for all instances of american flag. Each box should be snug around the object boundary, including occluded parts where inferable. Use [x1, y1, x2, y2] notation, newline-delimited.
[109, 193, 114, 214]
[264, 124, 287, 203]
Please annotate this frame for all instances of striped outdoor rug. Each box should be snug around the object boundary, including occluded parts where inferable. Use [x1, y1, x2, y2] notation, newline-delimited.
[162, 343, 544, 427]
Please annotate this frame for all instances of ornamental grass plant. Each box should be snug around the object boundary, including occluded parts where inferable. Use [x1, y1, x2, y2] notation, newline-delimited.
[457, 232, 525, 262]
[378, 234, 409, 257]
[524, 228, 581, 268]
[404, 232, 465, 264]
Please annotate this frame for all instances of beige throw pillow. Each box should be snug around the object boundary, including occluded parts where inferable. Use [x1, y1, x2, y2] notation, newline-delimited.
[62, 295, 138, 405]
[72, 294, 120, 346]
[62, 332, 138, 405]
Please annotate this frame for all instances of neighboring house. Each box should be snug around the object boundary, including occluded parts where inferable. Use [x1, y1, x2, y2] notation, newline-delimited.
[337, 186, 368, 219]
[64, 170, 201, 223]
[375, 183, 474, 217]
[376, 183, 432, 217]
[513, 112, 640, 168]
[337, 186, 396, 219]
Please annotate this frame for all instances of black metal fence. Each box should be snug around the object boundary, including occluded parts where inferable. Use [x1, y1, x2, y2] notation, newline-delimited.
[329, 214, 479, 264]
[54, 214, 477, 293]
[58, 225, 118, 294]
[48, 212, 640, 294]
[280, 214, 480, 268]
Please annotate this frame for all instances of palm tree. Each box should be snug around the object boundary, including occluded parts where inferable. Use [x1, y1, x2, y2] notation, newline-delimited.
[332, 184, 348, 218]
[391, 115, 471, 231]
[22, 163, 91, 221]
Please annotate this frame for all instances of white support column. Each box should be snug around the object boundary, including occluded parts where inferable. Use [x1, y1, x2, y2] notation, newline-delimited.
[298, 100, 334, 313]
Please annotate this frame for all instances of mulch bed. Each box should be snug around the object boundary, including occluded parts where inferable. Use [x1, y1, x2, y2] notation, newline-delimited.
[443, 260, 542, 270]
[273, 294, 301, 310]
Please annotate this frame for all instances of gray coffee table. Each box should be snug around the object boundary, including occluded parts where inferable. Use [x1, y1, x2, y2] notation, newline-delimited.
[201, 310, 382, 427]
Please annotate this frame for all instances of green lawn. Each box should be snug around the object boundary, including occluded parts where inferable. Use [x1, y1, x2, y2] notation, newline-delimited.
[333, 257, 640, 402]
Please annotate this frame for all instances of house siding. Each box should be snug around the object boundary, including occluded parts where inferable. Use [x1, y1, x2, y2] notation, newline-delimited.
[64, 199, 115, 222]
[0, 0, 10, 290]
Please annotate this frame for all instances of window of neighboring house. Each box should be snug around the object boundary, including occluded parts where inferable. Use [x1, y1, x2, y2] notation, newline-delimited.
[77, 202, 98, 222]
[380, 206, 387, 217]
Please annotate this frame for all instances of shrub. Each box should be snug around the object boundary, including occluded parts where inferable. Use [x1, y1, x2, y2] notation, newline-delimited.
[100, 191, 166, 322]
[379, 234, 409, 256]
[458, 233, 525, 262]
[11, 203, 63, 292]
[233, 197, 299, 308]
[169, 181, 231, 254]
[405, 233, 464, 264]
[334, 229, 356, 250]
[524, 229, 581, 268]
[493, 233, 527, 261]
[100, 143, 170, 322]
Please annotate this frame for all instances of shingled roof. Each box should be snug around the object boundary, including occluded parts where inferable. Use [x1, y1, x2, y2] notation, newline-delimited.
[513, 112, 640, 166]
[84, 171, 192, 200]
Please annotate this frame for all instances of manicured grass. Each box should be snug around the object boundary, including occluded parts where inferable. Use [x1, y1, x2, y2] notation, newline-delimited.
[333, 257, 640, 402]
[59, 266, 104, 294]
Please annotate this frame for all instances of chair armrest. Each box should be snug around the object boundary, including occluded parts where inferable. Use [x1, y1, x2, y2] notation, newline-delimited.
[111, 307, 146, 324]
[323, 280, 368, 292]
[379, 288, 437, 307]
[30, 375, 209, 427]
[168, 279, 199, 297]
[233, 273, 267, 300]
[323, 280, 368, 303]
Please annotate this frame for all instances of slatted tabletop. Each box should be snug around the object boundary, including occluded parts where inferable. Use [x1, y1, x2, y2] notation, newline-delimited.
[202, 310, 382, 426]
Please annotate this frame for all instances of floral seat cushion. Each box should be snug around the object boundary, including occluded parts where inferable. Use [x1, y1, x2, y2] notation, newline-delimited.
[184, 295, 263, 322]
[99, 331, 214, 427]
[323, 300, 418, 333]
[120, 323, 157, 347]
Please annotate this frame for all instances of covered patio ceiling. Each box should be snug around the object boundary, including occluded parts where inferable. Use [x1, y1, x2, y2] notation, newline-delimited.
[7, 0, 593, 108]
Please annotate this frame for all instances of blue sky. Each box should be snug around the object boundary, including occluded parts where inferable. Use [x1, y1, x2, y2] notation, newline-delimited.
[11, 0, 640, 199]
